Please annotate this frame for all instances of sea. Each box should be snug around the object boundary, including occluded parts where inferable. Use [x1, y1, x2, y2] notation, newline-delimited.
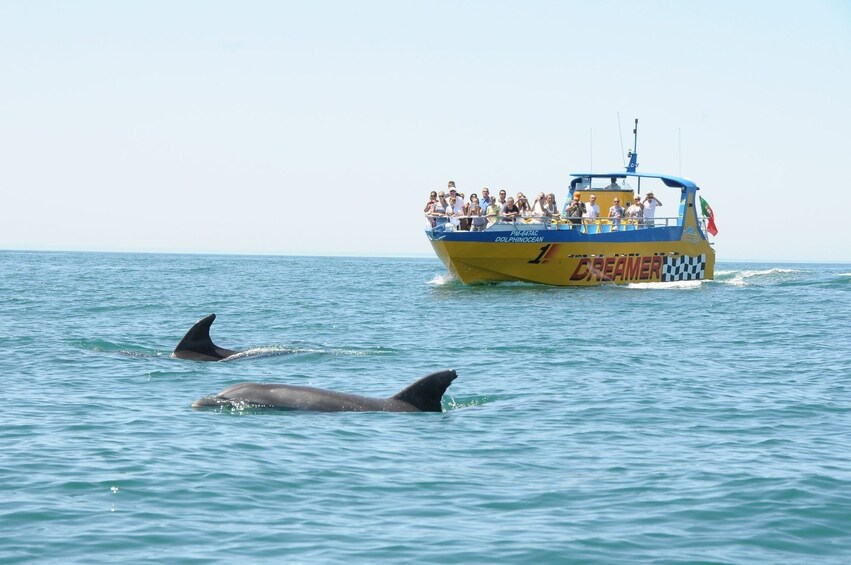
[1, 251, 850, 564]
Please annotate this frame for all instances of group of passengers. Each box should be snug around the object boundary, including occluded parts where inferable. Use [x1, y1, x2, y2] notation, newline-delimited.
[587, 178, 664, 228]
[424, 178, 662, 231]
[424, 182, 559, 231]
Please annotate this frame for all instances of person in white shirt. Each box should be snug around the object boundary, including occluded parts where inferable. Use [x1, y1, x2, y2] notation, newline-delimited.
[447, 186, 467, 230]
[447, 196, 461, 229]
[515, 193, 531, 218]
[642, 191, 662, 227]
[531, 192, 547, 217]
[625, 196, 644, 227]
[583, 194, 600, 219]
[447, 183, 464, 215]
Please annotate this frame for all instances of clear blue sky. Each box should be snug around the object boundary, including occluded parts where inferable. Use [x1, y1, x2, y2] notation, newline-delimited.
[2, 1, 850, 262]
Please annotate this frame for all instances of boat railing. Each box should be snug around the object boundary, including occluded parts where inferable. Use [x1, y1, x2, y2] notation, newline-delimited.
[425, 215, 683, 233]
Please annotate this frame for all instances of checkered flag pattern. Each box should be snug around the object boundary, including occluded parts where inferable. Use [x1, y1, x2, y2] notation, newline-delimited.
[662, 254, 706, 281]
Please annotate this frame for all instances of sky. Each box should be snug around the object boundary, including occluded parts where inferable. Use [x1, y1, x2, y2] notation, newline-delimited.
[2, 0, 850, 262]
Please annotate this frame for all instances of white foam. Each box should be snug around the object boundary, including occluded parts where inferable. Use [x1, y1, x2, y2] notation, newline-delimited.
[222, 347, 293, 360]
[717, 267, 799, 277]
[625, 280, 704, 290]
[717, 267, 802, 286]
[428, 272, 456, 285]
[222, 346, 385, 360]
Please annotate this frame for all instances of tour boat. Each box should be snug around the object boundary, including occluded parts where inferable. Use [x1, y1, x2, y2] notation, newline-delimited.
[424, 122, 717, 286]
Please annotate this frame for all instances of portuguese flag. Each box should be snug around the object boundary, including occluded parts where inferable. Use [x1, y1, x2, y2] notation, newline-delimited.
[699, 196, 718, 236]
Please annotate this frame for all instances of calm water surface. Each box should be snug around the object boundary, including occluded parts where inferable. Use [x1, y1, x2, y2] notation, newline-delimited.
[1, 251, 850, 563]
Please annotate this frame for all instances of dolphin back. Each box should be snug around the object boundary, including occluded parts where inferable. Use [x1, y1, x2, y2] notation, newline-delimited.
[192, 370, 458, 412]
[173, 313, 238, 361]
[390, 369, 457, 412]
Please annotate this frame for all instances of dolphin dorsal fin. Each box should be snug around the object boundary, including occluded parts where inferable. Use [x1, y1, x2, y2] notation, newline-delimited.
[391, 370, 457, 412]
[174, 313, 222, 358]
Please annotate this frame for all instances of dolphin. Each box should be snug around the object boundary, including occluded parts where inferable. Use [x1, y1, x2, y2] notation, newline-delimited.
[173, 313, 240, 361]
[192, 369, 457, 412]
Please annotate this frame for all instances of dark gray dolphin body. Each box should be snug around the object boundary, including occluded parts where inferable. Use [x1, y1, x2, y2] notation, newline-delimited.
[173, 314, 239, 361]
[192, 369, 457, 412]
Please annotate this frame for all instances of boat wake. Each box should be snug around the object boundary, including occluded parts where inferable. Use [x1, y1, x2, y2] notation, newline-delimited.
[625, 280, 704, 290]
[715, 267, 803, 287]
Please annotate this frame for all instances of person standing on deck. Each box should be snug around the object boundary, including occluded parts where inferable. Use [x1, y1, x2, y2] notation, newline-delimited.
[496, 189, 507, 208]
[583, 194, 600, 219]
[457, 191, 469, 230]
[565, 193, 586, 226]
[501, 196, 520, 221]
[642, 192, 662, 227]
[625, 196, 644, 227]
[447, 195, 462, 229]
[516, 194, 531, 218]
[467, 194, 487, 231]
[447, 184, 467, 230]
[432, 192, 449, 227]
[485, 198, 501, 227]
[608, 198, 625, 230]
[531, 193, 547, 217]
[543, 193, 560, 226]
[424, 191, 438, 227]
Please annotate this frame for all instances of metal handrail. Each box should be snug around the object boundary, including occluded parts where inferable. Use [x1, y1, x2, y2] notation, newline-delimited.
[425, 214, 687, 230]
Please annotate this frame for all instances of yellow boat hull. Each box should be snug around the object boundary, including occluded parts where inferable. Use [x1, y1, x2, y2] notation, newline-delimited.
[429, 236, 714, 286]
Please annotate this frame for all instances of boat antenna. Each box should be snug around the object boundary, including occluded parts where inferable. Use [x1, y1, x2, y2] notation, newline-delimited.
[626, 118, 638, 173]
[617, 113, 626, 169]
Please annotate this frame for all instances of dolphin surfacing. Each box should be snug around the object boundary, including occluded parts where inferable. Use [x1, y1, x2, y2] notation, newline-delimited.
[173, 313, 239, 361]
[192, 369, 457, 412]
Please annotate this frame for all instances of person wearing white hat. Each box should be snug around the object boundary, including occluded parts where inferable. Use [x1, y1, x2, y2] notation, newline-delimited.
[642, 192, 663, 227]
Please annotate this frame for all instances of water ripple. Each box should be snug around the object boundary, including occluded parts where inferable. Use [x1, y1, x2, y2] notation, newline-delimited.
[2, 254, 851, 563]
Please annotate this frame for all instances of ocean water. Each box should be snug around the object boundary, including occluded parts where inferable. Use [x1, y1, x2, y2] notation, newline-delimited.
[1, 251, 850, 564]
